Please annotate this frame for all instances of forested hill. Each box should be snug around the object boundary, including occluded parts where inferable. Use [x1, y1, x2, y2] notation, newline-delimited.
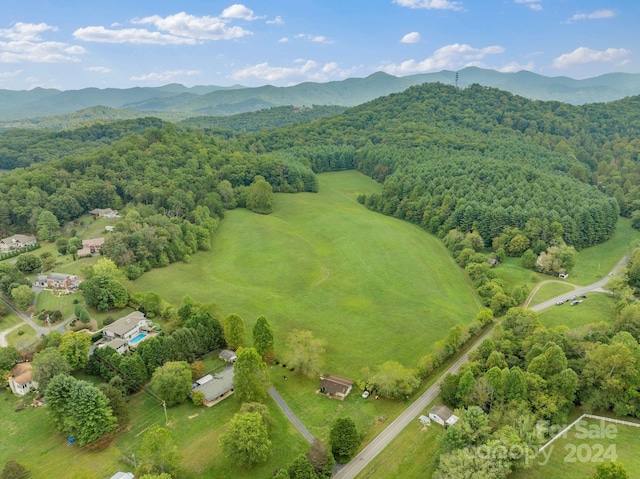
[238, 82, 630, 249]
[2, 67, 640, 122]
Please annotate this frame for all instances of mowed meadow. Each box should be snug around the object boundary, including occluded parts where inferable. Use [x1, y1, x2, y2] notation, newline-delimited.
[135, 171, 481, 375]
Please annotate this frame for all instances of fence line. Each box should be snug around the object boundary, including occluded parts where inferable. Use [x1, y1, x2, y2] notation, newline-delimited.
[539, 414, 640, 453]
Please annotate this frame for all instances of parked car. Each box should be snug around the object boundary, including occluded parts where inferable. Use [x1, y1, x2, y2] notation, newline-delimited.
[362, 391, 370, 399]
[570, 300, 579, 306]
[556, 299, 567, 305]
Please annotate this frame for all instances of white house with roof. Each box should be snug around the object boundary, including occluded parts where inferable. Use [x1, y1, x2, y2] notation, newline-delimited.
[33, 273, 82, 290]
[429, 405, 459, 427]
[0, 234, 37, 253]
[8, 363, 38, 396]
[99, 311, 152, 354]
[193, 366, 235, 407]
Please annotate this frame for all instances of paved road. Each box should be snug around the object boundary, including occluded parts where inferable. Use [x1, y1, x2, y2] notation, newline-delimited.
[0, 323, 24, 347]
[334, 255, 628, 479]
[269, 386, 314, 444]
[0, 293, 75, 339]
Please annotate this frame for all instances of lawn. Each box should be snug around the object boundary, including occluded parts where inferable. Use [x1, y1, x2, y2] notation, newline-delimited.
[528, 281, 577, 307]
[493, 257, 546, 296]
[538, 292, 616, 330]
[0, 382, 307, 479]
[511, 419, 640, 479]
[134, 171, 480, 377]
[357, 401, 445, 479]
[568, 217, 640, 286]
[34, 289, 81, 321]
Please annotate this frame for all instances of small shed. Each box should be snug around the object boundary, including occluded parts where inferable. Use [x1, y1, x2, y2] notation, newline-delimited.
[429, 405, 459, 427]
[219, 349, 237, 363]
[319, 375, 354, 400]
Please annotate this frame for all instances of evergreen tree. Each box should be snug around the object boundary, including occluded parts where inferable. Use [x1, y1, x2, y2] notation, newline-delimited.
[224, 313, 246, 350]
[252, 315, 275, 363]
[330, 417, 360, 463]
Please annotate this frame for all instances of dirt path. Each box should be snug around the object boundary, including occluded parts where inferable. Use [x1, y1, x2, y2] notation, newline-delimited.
[0, 323, 24, 347]
[523, 279, 579, 308]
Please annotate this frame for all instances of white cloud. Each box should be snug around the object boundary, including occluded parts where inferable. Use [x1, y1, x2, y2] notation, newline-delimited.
[86, 66, 112, 73]
[74, 26, 197, 45]
[552, 47, 630, 68]
[278, 37, 289, 43]
[295, 33, 334, 44]
[231, 60, 355, 84]
[0, 22, 56, 41]
[515, 0, 542, 11]
[267, 16, 284, 25]
[0, 69, 22, 78]
[394, 0, 463, 11]
[0, 22, 83, 63]
[566, 10, 615, 23]
[0, 40, 84, 63]
[380, 43, 505, 75]
[76, 9, 254, 45]
[130, 69, 200, 83]
[497, 61, 534, 73]
[134, 12, 252, 41]
[220, 4, 260, 20]
[401, 32, 421, 44]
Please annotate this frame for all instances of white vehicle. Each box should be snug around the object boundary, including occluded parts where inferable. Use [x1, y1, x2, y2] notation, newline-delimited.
[362, 391, 370, 399]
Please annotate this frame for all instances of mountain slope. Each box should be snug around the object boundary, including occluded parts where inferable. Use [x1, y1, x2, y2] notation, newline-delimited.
[2, 68, 640, 122]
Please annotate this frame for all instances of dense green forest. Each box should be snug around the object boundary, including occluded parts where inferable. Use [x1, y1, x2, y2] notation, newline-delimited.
[4, 81, 640, 266]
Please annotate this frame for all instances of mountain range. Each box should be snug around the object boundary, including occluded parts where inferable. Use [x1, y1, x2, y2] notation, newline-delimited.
[2, 67, 640, 124]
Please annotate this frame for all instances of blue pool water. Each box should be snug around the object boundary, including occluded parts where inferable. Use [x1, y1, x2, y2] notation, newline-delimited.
[129, 333, 147, 344]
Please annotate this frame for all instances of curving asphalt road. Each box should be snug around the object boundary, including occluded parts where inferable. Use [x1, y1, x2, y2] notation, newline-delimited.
[334, 254, 628, 479]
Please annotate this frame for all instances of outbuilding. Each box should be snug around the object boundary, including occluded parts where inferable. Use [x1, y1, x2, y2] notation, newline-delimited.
[428, 405, 459, 427]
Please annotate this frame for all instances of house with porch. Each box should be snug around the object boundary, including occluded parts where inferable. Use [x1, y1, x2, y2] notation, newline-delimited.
[193, 366, 235, 406]
[429, 405, 459, 427]
[89, 208, 118, 219]
[0, 234, 37, 253]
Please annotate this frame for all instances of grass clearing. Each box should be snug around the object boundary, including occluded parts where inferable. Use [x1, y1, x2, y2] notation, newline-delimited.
[511, 419, 640, 479]
[538, 292, 615, 329]
[493, 257, 546, 295]
[0, 381, 307, 479]
[529, 281, 577, 306]
[356, 402, 445, 479]
[135, 171, 480, 376]
[569, 217, 640, 286]
[34, 289, 80, 320]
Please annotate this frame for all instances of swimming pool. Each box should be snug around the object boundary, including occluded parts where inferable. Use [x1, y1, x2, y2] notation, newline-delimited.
[129, 333, 147, 345]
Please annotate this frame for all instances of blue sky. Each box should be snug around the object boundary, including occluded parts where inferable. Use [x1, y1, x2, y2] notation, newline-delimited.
[0, 0, 638, 90]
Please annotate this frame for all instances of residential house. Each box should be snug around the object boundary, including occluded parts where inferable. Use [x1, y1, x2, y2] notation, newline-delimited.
[33, 273, 81, 290]
[319, 375, 354, 400]
[89, 208, 118, 219]
[8, 363, 38, 396]
[219, 349, 237, 363]
[101, 311, 151, 342]
[429, 405, 459, 427]
[96, 311, 153, 355]
[0, 234, 37, 253]
[193, 366, 234, 407]
[77, 237, 105, 257]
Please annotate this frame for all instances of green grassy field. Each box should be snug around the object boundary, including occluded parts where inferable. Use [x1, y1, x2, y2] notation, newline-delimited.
[493, 257, 547, 296]
[538, 292, 615, 329]
[567, 217, 639, 286]
[34, 290, 80, 321]
[511, 419, 640, 479]
[135, 171, 480, 376]
[529, 281, 576, 307]
[0, 383, 307, 479]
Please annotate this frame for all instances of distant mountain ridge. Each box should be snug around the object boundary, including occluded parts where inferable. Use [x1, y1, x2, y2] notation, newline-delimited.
[1, 67, 640, 122]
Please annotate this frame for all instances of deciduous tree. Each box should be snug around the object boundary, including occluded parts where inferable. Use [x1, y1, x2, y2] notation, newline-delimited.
[58, 331, 92, 370]
[285, 329, 326, 377]
[31, 347, 71, 392]
[224, 313, 246, 350]
[11, 285, 34, 310]
[136, 426, 181, 478]
[219, 412, 272, 467]
[246, 175, 274, 215]
[234, 348, 271, 403]
[149, 361, 192, 407]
